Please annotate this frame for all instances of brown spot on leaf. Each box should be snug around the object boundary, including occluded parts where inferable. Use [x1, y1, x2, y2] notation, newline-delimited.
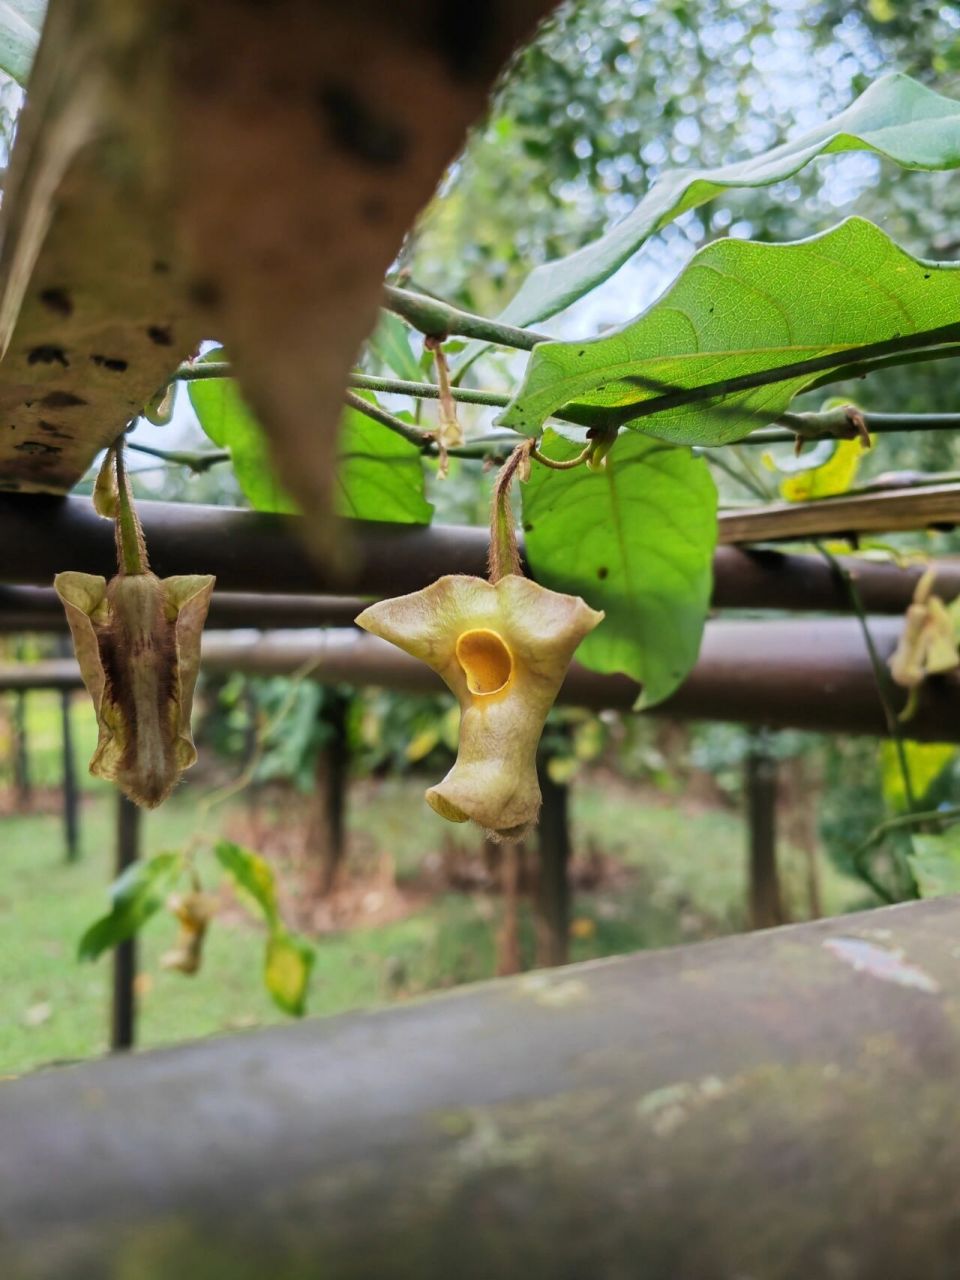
[147, 325, 173, 347]
[188, 277, 222, 310]
[90, 355, 128, 372]
[27, 346, 69, 367]
[40, 391, 86, 409]
[37, 420, 72, 440]
[39, 288, 73, 316]
[317, 82, 408, 166]
[15, 440, 61, 455]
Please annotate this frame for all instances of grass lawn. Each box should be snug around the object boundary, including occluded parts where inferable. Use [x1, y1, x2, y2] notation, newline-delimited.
[0, 730, 866, 1075]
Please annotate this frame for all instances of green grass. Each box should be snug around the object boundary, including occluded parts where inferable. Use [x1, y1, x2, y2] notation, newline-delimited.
[0, 768, 865, 1077]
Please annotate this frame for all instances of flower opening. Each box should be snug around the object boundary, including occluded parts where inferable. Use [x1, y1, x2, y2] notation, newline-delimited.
[456, 628, 513, 697]
[356, 574, 603, 838]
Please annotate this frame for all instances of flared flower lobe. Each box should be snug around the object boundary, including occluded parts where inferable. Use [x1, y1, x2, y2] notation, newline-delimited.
[356, 574, 603, 838]
[54, 571, 215, 808]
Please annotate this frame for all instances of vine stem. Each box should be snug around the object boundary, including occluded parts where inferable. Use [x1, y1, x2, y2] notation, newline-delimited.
[530, 442, 591, 470]
[174, 361, 231, 381]
[382, 285, 549, 351]
[348, 372, 509, 408]
[113, 438, 148, 576]
[850, 804, 960, 904]
[817, 541, 920, 899]
[174, 362, 960, 449]
[607, 321, 960, 427]
[489, 441, 533, 582]
[127, 441, 231, 473]
[343, 390, 520, 459]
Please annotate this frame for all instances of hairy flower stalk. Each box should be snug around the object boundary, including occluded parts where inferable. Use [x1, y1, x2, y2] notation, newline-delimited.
[54, 441, 215, 807]
[357, 575, 603, 838]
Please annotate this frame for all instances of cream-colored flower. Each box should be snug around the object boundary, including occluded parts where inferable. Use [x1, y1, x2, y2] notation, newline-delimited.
[54, 571, 214, 808]
[889, 568, 959, 689]
[357, 574, 603, 839]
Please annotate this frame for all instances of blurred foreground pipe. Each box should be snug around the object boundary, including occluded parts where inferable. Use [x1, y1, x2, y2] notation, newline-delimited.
[0, 617, 955, 741]
[0, 495, 956, 614]
[2, 897, 960, 1278]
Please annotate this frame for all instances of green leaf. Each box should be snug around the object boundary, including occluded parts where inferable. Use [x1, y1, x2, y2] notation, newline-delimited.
[264, 930, 315, 1017]
[522, 430, 717, 708]
[908, 830, 960, 898]
[191, 355, 431, 523]
[78, 851, 183, 961]
[489, 74, 960, 331]
[336, 396, 433, 524]
[214, 840, 280, 929]
[499, 219, 960, 448]
[366, 312, 421, 382]
[0, 0, 44, 85]
[880, 741, 955, 812]
[189, 355, 298, 515]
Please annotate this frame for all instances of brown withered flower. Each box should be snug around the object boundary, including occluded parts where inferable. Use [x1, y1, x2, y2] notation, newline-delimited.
[54, 441, 215, 808]
[357, 574, 603, 839]
[161, 890, 217, 974]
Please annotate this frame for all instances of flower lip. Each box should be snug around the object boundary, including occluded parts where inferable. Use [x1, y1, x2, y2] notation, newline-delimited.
[456, 628, 514, 697]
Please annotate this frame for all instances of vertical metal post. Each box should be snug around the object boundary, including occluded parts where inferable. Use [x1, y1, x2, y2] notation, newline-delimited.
[60, 689, 80, 862]
[745, 731, 784, 930]
[12, 688, 31, 809]
[112, 792, 141, 1052]
[535, 753, 572, 967]
[312, 691, 350, 897]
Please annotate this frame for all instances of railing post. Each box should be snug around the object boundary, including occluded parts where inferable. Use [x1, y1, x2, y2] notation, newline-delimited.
[60, 690, 80, 863]
[309, 690, 350, 897]
[745, 730, 784, 929]
[11, 689, 30, 810]
[535, 750, 572, 967]
[112, 793, 141, 1052]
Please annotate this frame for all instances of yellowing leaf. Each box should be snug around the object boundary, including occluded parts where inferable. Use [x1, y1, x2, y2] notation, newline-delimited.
[264, 931, 315, 1017]
[778, 436, 868, 502]
[215, 841, 279, 928]
[881, 740, 955, 812]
